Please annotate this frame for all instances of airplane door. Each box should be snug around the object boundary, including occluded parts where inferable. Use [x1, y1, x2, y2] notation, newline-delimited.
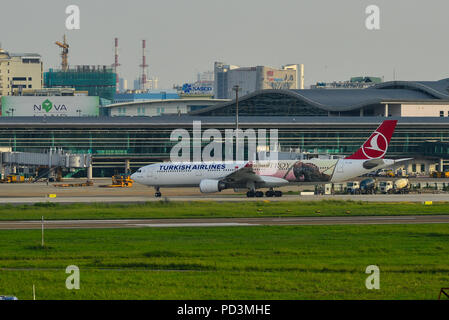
[146, 168, 156, 180]
[337, 160, 344, 173]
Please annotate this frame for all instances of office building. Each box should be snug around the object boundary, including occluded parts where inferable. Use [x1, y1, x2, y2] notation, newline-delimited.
[214, 62, 302, 99]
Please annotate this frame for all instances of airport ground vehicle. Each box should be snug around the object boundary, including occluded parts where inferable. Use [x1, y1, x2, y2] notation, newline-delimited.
[132, 120, 409, 197]
[379, 178, 410, 194]
[394, 178, 411, 193]
[346, 181, 360, 194]
[431, 171, 449, 178]
[8, 174, 25, 183]
[315, 183, 333, 195]
[386, 170, 395, 177]
[379, 181, 393, 193]
[0, 174, 26, 183]
[376, 169, 395, 177]
[54, 180, 94, 187]
[112, 174, 133, 187]
[395, 169, 408, 177]
[360, 178, 376, 194]
[100, 174, 133, 188]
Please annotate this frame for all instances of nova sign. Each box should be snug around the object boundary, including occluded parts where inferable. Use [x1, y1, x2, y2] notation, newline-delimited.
[1, 96, 100, 117]
[34, 99, 68, 113]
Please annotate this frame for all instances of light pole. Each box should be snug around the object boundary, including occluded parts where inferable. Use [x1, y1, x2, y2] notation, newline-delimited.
[47, 147, 52, 186]
[233, 85, 239, 160]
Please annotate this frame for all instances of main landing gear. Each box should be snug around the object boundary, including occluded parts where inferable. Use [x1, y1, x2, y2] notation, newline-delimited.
[246, 190, 264, 198]
[265, 189, 282, 198]
[154, 187, 162, 198]
[246, 188, 282, 198]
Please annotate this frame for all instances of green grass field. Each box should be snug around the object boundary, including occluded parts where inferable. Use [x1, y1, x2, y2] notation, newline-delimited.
[0, 200, 448, 220]
[1, 224, 448, 299]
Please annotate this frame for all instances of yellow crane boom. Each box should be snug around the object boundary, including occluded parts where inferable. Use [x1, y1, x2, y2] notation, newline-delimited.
[55, 35, 69, 71]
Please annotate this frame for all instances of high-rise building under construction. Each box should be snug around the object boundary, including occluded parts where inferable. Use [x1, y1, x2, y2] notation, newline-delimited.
[44, 65, 116, 103]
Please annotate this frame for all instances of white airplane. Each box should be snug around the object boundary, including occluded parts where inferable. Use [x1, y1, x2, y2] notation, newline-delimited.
[131, 120, 408, 197]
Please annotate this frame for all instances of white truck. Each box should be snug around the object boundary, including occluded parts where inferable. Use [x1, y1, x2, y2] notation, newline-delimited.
[346, 181, 360, 194]
[379, 178, 410, 194]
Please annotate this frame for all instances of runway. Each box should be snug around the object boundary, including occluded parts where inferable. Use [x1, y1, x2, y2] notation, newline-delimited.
[0, 193, 448, 204]
[1, 215, 449, 230]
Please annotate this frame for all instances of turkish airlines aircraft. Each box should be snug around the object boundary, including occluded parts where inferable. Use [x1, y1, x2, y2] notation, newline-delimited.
[131, 120, 408, 197]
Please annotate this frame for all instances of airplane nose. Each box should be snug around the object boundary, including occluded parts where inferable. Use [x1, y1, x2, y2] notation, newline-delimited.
[130, 173, 136, 180]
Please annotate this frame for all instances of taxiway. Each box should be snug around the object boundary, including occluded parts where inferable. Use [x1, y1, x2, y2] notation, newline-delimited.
[1, 215, 448, 230]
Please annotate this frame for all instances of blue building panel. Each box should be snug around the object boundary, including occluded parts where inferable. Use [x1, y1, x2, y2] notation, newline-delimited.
[114, 91, 180, 103]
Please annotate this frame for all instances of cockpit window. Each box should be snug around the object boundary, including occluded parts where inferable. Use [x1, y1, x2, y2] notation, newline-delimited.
[137, 169, 142, 173]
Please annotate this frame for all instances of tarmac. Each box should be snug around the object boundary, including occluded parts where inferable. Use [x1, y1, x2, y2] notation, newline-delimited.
[0, 193, 448, 204]
[0, 178, 447, 204]
[1, 215, 448, 230]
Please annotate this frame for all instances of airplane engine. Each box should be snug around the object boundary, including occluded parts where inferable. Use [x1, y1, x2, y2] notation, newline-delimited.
[199, 179, 226, 193]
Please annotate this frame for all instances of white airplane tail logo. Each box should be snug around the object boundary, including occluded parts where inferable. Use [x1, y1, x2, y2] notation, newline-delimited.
[362, 131, 388, 159]
[345, 120, 397, 160]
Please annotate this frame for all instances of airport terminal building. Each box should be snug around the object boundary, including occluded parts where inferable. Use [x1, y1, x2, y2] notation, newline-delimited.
[0, 79, 448, 177]
[193, 79, 449, 117]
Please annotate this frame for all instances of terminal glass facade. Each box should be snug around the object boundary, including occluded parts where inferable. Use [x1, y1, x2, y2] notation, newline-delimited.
[199, 93, 328, 116]
[0, 120, 448, 176]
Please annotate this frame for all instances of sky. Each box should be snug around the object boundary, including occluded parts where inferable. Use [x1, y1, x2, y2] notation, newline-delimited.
[1, 0, 448, 89]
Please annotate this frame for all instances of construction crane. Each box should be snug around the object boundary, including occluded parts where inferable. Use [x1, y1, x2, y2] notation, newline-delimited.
[55, 35, 69, 71]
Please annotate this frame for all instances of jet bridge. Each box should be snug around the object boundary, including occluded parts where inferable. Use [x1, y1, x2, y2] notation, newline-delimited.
[0, 148, 93, 181]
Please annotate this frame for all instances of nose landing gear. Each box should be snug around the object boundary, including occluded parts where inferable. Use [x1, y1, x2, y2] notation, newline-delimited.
[154, 187, 162, 197]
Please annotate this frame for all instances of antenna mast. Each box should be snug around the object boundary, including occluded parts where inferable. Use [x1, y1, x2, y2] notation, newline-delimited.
[139, 40, 148, 90]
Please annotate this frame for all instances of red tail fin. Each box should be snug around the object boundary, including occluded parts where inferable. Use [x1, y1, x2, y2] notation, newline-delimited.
[345, 120, 397, 160]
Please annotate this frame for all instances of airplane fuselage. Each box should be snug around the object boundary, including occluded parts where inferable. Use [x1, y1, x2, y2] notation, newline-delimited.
[131, 158, 396, 188]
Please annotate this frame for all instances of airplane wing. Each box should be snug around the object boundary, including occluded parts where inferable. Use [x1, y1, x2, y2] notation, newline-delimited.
[221, 162, 288, 188]
[221, 162, 263, 184]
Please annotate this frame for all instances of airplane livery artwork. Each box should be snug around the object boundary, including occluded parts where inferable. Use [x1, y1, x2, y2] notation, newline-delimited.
[251, 121, 394, 183]
[251, 159, 335, 183]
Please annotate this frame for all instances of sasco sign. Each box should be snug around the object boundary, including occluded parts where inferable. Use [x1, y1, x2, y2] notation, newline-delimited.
[181, 83, 213, 95]
[1, 96, 100, 116]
